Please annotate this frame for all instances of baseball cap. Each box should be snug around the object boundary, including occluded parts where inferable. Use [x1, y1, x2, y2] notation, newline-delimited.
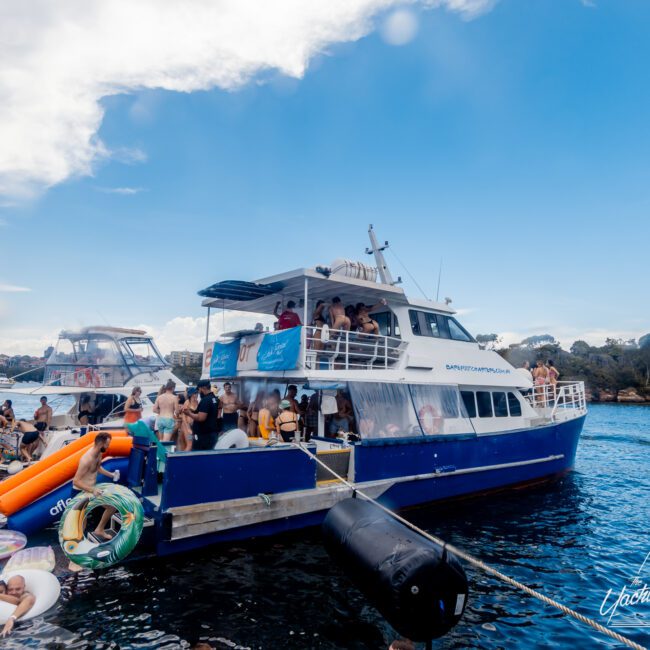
[279, 399, 291, 409]
[196, 379, 211, 389]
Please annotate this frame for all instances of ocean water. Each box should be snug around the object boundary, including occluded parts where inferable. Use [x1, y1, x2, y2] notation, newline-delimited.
[0, 399, 649, 649]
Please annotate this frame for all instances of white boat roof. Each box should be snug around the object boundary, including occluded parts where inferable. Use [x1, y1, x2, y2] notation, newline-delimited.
[8, 385, 134, 396]
[59, 326, 148, 339]
[200, 268, 455, 315]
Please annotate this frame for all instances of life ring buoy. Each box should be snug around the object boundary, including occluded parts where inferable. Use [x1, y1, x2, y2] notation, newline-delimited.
[59, 484, 144, 570]
[418, 405, 442, 435]
[74, 368, 92, 387]
[0, 569, 60, 624]
[215, 428, 249, 450]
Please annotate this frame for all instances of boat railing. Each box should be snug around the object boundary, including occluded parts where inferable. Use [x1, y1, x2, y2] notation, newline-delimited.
[523, 381, 587, 418]
[302, 326, 406, 371]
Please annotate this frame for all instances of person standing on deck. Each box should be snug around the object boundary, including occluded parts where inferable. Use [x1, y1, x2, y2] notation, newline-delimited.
[184, 379, 220, 451]
[154, 380, 179, 442]
[72, 432, 118, 541]
[219, 382, 241, 432]
[33, 396, 52, 432]
[274, 300, 301, 330]
[123, 386, 143, 423]
[284, 384, 300, 414]
[2, 400, 15, 424]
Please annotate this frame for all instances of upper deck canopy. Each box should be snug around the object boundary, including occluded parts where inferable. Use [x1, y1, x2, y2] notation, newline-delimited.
[199, 268, 455, 315]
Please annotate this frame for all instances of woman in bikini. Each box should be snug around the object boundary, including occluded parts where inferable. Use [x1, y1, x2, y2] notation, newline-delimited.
[328, 297, 351, 337]
[311, 300, 327, 351]
[247, 392, 264, 437]
[355, 298, 387, 335]
[123, 386, 143, 424]
[547, 360, 560, 401]
[532, 360, 549, 406]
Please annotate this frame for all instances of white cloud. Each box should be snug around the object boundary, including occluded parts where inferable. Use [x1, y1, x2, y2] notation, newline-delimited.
[0, 283, 31, 293]
[0, 0, 491, 197]
[98, 186, 145, 195]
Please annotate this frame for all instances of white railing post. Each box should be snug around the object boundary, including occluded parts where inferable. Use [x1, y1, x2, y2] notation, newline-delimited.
[345, 330, 349, 370]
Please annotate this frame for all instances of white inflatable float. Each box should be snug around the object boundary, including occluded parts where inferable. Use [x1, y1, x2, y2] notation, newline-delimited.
[0, 569, 60, 624]
[5, 547, 56, 573]
[215, 429, 249, 450]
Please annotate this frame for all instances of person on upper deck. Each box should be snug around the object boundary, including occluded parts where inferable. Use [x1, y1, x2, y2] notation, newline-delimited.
[355, 299, 387, 335]
[311, 300, 328, 350]
[329, 297, 351, 335]
[274, 300, 301, 330]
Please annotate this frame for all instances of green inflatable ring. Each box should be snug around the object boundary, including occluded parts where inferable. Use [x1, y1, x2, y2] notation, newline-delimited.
[58, 484, 144, 570]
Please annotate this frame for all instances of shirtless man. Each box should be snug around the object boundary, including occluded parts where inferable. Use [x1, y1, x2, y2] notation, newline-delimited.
[153, 380, 179, 442]
[284, 385, 300, 414]
[0, 575, 36, 637]
[72, 432, 118, 540]
[219, 382, 241, 432]
[329, 297, 351, 335]
[33, 396, 52, 432]
[13, 420, 46, 463]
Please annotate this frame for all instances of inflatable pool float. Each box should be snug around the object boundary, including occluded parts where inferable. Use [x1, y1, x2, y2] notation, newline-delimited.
[58, 484, 144, 570]
[0, 530, 27, 560]
[215, 429, 249, 450]
[0, 569, 60, 624]
[4, 546, 55, 573]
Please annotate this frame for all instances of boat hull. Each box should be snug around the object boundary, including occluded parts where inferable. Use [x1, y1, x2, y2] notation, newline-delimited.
[151, 415, 585, 556]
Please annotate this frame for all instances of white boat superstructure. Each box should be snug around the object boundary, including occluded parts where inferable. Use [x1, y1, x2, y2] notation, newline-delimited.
[10, 326, 186, 436]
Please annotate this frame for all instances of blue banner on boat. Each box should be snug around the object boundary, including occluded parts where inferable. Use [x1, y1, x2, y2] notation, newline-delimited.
[210, 339, 241, 377]
[257, 327, 302, 371]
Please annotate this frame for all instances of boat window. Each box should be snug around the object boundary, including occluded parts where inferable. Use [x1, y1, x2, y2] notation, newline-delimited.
[476, 391, 493, 417]
[349, 382, 422, 440]
[424, 313, 442, 338]
[461, 391, 477, 418]
[120, 339, 165, 367]
[409, 310, 421, 336]
[507, 392, 522, 417]
[447, 318, 474, 343]
[374, 311, 400, 338]
[492, 392, 508, 417]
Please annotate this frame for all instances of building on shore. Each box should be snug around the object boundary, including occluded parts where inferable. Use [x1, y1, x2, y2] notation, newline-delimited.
[167, 350, 203, 367]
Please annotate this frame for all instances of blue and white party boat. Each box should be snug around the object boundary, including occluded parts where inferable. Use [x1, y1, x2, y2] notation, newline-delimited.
[2, 228, 587, 559]
[120, 226, 586, 556]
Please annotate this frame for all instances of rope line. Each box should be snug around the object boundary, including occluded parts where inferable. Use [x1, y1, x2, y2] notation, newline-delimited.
[296, 443, 647, 650]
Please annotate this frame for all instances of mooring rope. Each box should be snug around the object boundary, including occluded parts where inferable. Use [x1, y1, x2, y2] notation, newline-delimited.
[295, 442, 647, 650]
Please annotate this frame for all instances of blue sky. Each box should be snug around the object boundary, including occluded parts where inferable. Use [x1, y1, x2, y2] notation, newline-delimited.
[1, 0, 649, 355]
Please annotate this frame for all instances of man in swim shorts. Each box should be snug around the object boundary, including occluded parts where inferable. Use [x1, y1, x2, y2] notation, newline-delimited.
[72, 432, 118, 540]
[219, 382, 241, 432]
[13, 420, 46, 462]
[153, 380, 179, 442]
[33, 396, 52, 432]
[0, 575, 35, 637]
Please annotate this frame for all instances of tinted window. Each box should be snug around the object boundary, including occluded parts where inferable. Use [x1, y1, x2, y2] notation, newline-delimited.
[374, 312, 390, 337]
[447, 318, 474, 342]
[409, 310, 421, 336]
[461, 391, 476, 418]
[507, 392, 522, 416]
[493, 392, 508, 417]
[393, 314, 401, 337]
[424, 313, 441, 338]
[476, 391, 493, 418]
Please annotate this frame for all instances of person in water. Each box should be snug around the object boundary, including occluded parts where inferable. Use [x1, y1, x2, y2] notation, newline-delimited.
[72, 432, 119, 541]
[153, 380, 179, 442]
[123, 386, 143, 424]
[0, 575, 36, 637]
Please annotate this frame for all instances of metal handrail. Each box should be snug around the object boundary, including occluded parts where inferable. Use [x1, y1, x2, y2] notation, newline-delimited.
[524, 381, 587, 419]
[303, 326, 405, 370]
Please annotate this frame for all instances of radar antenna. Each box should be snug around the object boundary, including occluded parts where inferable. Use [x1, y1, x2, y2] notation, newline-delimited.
[366, 225, 400, 286]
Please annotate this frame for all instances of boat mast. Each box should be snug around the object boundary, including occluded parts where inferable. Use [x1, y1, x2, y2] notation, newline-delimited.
[366, 224, 396, 285]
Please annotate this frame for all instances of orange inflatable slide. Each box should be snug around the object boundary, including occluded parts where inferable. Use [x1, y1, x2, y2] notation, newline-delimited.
[0, 430, 132, 517]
